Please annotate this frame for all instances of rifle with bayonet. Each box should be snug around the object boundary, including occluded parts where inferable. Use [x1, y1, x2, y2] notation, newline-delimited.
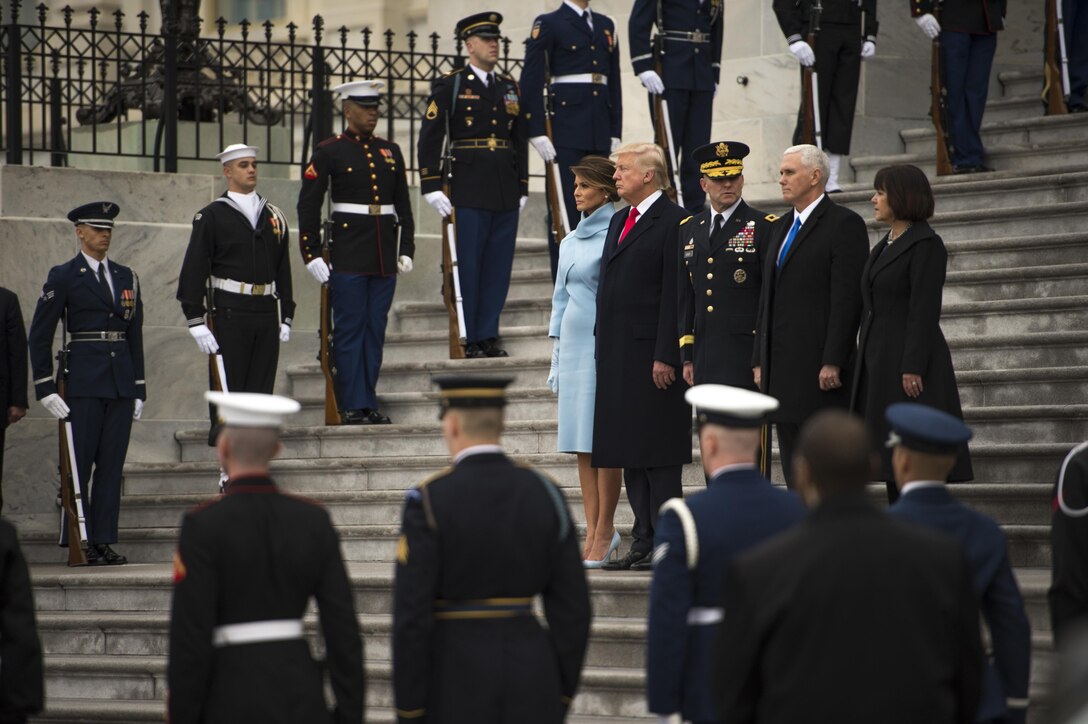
[205, 274, 229, 394]
[650, 1, 683, 206]
[800, 0, 823, 149]
[930, 6, 954, 176]
[1043, 0, 1070, 115]
[543, 51, 572, 244]
[319, 218, 342, 425]
[440, 72, 468, 359]
[56, 318, 88, 567]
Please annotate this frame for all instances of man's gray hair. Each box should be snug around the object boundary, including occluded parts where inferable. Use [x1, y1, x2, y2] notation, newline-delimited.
[784, 144, 830, 184]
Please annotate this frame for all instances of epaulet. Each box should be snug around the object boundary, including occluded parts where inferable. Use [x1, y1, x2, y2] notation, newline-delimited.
[680, 215, 695, 226]
[441, 67, 463, 79]
[764, 213, 779, 222]
[416, 466, 453, 490]
[317, 134, 342, 148]
[499, 72, 515, 82]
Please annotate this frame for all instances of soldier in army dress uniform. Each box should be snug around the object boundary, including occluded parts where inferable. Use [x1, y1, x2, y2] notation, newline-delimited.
[393, 375, 591, 723]
[297, 80, 415, 424]
[177, 143, 295, 442]
[418, 12, 529, 358]
[28, 202, 145, 565]
[679, 142, 776, 391]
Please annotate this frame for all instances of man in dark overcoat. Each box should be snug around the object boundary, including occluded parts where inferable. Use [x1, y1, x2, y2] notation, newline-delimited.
[716, 410, 984, 724]
[392, 375, 591, 722]
[167, 391, 363, 724]
[0, 517, 43, 721]
[0, 287, 27, 512]
[753, 144, 867, 487]
[1051, 440, 1088, 645]
[592, 142, 691, 571]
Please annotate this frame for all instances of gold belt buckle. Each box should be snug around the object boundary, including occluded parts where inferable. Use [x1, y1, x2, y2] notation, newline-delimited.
[692, 30, 706, 43]
[251, 283, 265, 296]
[487, 137, 497, 150]
[592, 73, 604, 84]
[370, 203, 382, 215]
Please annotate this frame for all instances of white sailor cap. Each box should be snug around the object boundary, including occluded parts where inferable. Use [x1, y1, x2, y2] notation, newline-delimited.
[204, 391, 300, 428]
[685, 384, 779, 428]
[215, 143, 259, 164]
[333, 80, 384, 106]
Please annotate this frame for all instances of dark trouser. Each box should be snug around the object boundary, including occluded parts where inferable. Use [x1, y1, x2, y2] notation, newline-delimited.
[1065, 0, 1088, 108]
[454, 206, 519, 344]
[941, 30, 997, 167]
[624, 465, 683, 553]
[776, 422, 800, 489]
[208, 305, 279, 441]
[546, 146, 609, 282]
[660, 88, 713, 212]
[0, 426, 5, 513]
[330, 272, 396, 411]
[792, 22, 861, 155]
[64, 396, 134, 546]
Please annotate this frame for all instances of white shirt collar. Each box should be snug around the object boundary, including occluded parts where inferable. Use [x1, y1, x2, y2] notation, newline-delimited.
[631, 189, 663, 220]
[793, 193, 825, 226]
[565, 1, 592, 25]
[900, 480, 946, 496]
[711, 198, 742, 228]
[469, 63, 494, 85]
[709, 462, 758, 479]
[227, 190, 261, 227]
[81, 251, 106, 273]
[453, 443, 504, 464]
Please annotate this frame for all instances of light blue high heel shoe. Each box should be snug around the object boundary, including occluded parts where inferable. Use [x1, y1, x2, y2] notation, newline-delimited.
[583, 530, 621, 569]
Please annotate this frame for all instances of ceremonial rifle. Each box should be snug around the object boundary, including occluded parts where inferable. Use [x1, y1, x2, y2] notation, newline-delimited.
[319, 218, 342, 425]
[543, 51, 572, 243]
[930, 6, 954, 176]
[800, 0, 823, 149]
[650, 1, 683, 206]
[205, 274, 229, 394]
[1042, 0, 1070, 115]
[440, 72, 468, 359]
[56, 317, 88, 566]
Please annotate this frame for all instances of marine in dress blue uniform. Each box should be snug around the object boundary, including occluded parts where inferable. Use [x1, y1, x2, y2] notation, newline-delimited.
[298, 80, 415, 424]
[678, 142, 776, 390]
[629, 0, 723, 211]
[418, 13, 529, 358]
[520, 1, 622, 279]
[647, 385, 804, 723]
[885, 403, 1031, 724]
[27, 202, 145, 565]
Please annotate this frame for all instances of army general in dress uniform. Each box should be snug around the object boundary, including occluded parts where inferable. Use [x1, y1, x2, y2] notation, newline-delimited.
[168, 391, 364, 724]
[520, 0, 623, 279]
[177, 143, 295, 442]
[679, 142, 776, 391]
[647, 385, 804, 724]
[418, 12, 529, 358]
[298, 80, 415, 425]
[28, 202, 145, 565]
[629, 0, 723, 212]
[393, 375, 591, 723]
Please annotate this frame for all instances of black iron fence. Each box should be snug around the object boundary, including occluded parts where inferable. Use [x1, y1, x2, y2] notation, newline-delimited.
[0, 0, 525, 174]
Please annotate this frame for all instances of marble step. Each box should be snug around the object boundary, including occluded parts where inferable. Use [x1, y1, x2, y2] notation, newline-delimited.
[957, 366, 1088, 409]
[901, 112, 1088, 156]
[392, 297, 552, 334]
[867, 200, 1088, 244]
[378, 324, 553, 364]
[942, 265, 1088, 304]
[944, 231, 1088, 273]
[948, 330, 1088, 371]
[998, 70, 1046, 98]
[984, 94, 1054, 124]
[940, 296, 1088, 337]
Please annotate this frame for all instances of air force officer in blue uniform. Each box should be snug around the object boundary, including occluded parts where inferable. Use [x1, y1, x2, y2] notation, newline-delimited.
[647, 385, 804, 723]
[886, 403, 1031, 724]
[629, 0, 723, 212]
[521, 0, 622, 279]
[28, 202, 145, 565]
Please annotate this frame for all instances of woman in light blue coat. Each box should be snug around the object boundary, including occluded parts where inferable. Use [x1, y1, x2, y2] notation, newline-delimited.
[547, 156, 623, 568]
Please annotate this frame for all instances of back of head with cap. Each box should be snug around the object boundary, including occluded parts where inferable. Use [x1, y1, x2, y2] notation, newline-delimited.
[686, 384, 777, 474]
[886, 402, 971, 487]
[793, 410, 876, 504]
[433, 375, 511, 453]
[205, 392, 300, 476]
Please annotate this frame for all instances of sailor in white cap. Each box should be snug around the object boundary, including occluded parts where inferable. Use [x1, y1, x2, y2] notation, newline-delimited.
[168, 391, 364, 724]
[646, 384, 804, 724]
[297, 78, 415, 425]
[177, 142, 294, 447]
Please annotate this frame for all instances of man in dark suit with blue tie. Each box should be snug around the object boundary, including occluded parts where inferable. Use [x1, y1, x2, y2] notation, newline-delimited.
[886, 403, 1031, 724]
[28, 202, 145, 565]
[521, 0, 623, 280]
[647, 384, 804, 723]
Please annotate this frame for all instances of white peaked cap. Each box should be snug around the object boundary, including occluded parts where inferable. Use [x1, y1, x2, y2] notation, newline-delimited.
[333, 80, 385, 101]
[685, 384, 779, 428]
[205, 391, 301, 428]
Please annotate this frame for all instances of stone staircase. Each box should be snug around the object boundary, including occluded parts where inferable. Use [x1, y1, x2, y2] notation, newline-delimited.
[6, 65, 1087, 722]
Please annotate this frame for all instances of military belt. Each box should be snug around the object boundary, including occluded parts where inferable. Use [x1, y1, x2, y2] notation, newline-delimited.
[433, 597, 533, 620]
[664, 29, 712, 43]
[686, 607, 724, 625]
[70, 331, 126, 342]
[332, 202, 397, 216]
[212, 619, 304, 647]
[450, 138, 511, 151]
[211, 276, 277, 297]
[551, 73, 609, 86]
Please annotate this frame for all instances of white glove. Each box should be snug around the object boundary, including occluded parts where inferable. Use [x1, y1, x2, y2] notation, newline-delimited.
[915, 13, 941, 39]
[638, 69, 665, 95]
[547, 339, 560, 394]
[279, 323, 290, 343]
[530, 135, 557, 162]
[306, 258, 331, 284]
[398, 255, 414, 273]
[424, 190, 453, 218]
[657, 715, 682, 724]
[133, 399, 143, 421]
[789, 41, 815, 67]
[610, 137, 622, 153]
[519, 196, 529, 212]
[41, 393, 70, 420]
[189, 324, 219, 354]
[861, 40, 876, 59]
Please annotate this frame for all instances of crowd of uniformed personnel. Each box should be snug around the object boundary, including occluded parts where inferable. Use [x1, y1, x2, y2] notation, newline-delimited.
[3, 1, 1088, 723]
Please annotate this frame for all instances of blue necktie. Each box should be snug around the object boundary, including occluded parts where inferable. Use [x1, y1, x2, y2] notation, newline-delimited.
[776, 216, 802, 267]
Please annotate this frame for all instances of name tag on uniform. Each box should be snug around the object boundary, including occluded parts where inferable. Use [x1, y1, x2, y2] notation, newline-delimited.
[683, 242, 695, 261]
[458, 93, 481, 100]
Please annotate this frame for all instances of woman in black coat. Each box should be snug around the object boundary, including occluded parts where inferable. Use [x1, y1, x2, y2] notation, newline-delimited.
[850, 165, 973, 502]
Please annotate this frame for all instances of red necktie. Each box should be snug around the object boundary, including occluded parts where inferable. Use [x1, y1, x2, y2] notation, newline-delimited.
[618, 206, 640, 244]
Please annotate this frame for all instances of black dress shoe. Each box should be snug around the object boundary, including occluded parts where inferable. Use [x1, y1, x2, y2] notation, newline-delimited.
[341, 409, 368, 425]
[362, 409, 392, 425]
[88, 544, 127, 566]
[84, 545, 104, 566]
[480, 338, 509, 358]
[464, 343, 486, 359]
[602, 548, 651, 571]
